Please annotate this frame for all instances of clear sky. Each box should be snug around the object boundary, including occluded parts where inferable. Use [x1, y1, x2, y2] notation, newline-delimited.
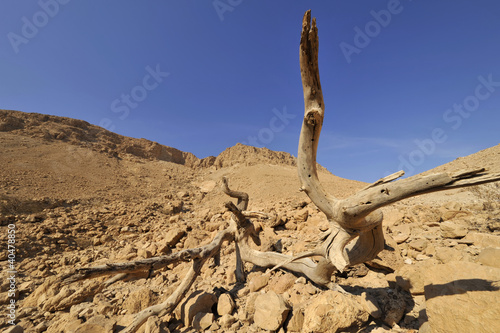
[1, 1, 499, 182]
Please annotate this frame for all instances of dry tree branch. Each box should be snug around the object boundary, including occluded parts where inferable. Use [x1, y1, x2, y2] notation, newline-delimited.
[296, 10, 500, 272]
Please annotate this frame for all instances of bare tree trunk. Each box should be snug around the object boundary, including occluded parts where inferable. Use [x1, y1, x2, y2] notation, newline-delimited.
[297, 10, 500, 272]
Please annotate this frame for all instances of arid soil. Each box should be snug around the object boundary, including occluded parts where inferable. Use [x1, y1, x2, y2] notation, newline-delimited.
[1, 109, 499, 333]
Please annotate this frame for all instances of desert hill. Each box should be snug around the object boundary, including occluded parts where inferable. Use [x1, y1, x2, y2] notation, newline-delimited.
[1, 110, 499, 332]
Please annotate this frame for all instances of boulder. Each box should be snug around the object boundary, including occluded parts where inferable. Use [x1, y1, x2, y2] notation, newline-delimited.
[192, 312, 214, 331]
[367, 234, 404, 272]
[144, 316, 169, 333]
[122, 288, 156, 313]
[286, 308, 305, 332]
[395, 260, 438, 295]
[176, 291, 216, 327]
[217, 293, 235, 316]
[477, 247, 500, 268]
[74, 315, 115, 333]
[440, 221, 468, 239]
[164, 228, 185, 247]
[462, 232, 500, 249]
[248, 274, 269, 292]
[302, 290, 369, 333]
[424, 261, 500, 333]
[253, 291, 290, 331]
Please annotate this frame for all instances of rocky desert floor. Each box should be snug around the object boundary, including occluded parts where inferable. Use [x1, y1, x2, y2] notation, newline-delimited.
[1, 109, 499, 333]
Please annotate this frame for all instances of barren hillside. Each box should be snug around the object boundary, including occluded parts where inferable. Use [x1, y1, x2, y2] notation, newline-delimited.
[1, 110, 499, 333]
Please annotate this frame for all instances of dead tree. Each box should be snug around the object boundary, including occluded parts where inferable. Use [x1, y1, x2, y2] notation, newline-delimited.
[53, 10, 500, 332]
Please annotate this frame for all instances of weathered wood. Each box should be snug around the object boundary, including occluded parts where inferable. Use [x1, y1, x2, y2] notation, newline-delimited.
[62, 228, 235, 285]
[297, 10, 335, 220]
[221, 176, 249, 211]
[296, 10, 500, 272]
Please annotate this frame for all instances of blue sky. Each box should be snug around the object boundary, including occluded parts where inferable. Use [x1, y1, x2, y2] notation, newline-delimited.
[1, 1, 499, 182]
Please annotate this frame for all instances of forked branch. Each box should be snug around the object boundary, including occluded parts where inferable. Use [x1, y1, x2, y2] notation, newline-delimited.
[297, 10, 500, 272]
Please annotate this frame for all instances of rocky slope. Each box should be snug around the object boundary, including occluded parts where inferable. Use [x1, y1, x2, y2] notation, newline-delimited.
[1, 110, 499, 333]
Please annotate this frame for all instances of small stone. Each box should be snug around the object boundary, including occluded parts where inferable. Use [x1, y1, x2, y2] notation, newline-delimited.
[440, 221, 468, 239]
[176, 291, 216, 327]
[293, 208, 309, 222]
[286, 308, 304, 332]
[164, 228, 185, 247]
[477, 247, 500, 268]
[408, 238, 428, 252]
[303, 290, 369, 332]
[269, 272, 296, 294]
[74, 315, 115, 333]
[254, 292, 290, 331]
[192, 312, 214, 331]
[122, 288, 155, 313]
[416, 254, 430, 261]
[360, 292, 382, 319]
[34, 322, 50, 333]
[295, 276, 306, 284]
[219, 314, 236, 329]
[4, 325, 24, 333]
[137, 248, 152, 258]
[177, 191, 188, 198]
[217, 293, 235, 316]
[249, 274, 269, 292]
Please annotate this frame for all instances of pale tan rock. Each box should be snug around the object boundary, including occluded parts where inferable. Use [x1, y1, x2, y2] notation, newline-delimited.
[192, 312, 214, 331]
[293, 207, 309, 222]
[74, 315, 115, 333]
[164, 228, 185, 247]
[4, 325, 23, 333]
[360, 292, 382, 319]
[390, 224, 411, 244]
[122, 287, 156, 314]
[408, 238, 428, 252]
[435, 246, 469, 264]
[46, 313, 82, 333]
[424, 261, 500, 333]
[395, 260, 438, 295]
[286, 308, 304, 332]
[254, 291, 290, 331]
[269, 272, 296, 294]
[440, 221, 468, 238]
[137, 248, 153, 258]
[218, 314, 236, 329]
[248, 274, 269, 292]
[69, 302, 93, 318]
[302, 290, 369, 333]
[477, 247, 500, 268]
[217, 293, 235, 316]
[463, 232, 500, 249]
[242, 292, 259, 323]
[176, 291, 216, 327]
[367, 234, 404, 272]
[143, 316, 169, 333]
[24, 276, 104, 312]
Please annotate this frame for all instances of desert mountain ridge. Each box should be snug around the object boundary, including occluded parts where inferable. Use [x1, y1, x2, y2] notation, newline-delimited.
[0, 109, 299, 170]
